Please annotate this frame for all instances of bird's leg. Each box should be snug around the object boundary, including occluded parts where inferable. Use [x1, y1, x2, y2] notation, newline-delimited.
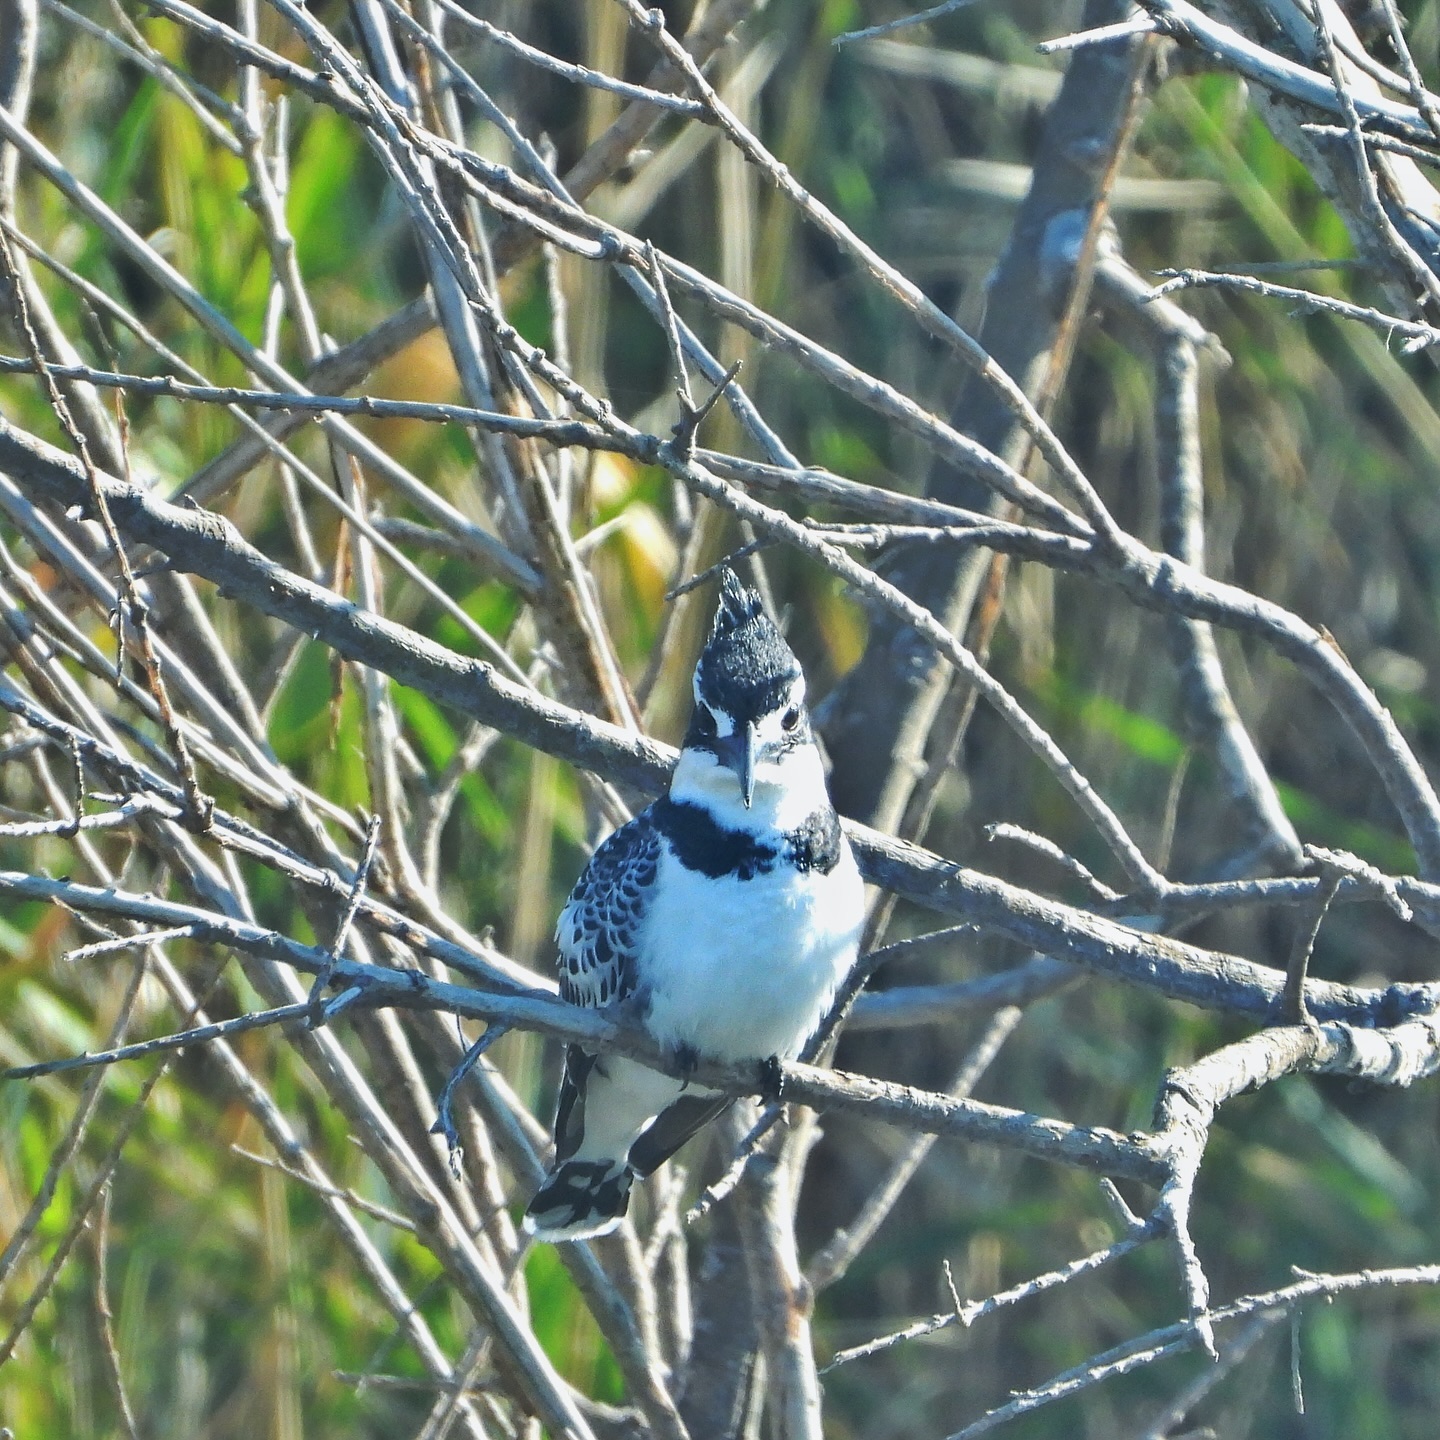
[758, 1054, 786, 1103]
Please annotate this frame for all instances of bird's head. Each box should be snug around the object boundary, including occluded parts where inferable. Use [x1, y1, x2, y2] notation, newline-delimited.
[677, 568, 815, 813]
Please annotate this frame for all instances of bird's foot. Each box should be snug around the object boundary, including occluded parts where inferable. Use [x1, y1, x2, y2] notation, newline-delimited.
[672, 1042, 701, 1086]
[759, 1054, 786, 1104]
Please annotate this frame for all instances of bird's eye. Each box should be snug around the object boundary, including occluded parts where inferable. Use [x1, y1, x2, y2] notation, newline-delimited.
[695, 707, 717, 736]
[781, 706, 801, 732]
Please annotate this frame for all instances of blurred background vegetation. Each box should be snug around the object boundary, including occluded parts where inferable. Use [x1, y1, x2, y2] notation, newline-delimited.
[4, 0, 1440, 1436]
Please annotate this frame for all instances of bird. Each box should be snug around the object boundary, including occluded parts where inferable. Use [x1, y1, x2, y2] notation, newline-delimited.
[522, 568, 866, 1241]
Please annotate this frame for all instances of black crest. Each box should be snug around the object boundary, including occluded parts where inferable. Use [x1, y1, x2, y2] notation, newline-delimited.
[692, 569, 801, 725]
[712, 567, 765, 638]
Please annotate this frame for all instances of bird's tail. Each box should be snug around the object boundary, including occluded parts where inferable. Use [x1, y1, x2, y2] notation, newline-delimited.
[522, 1157, 633, 1242]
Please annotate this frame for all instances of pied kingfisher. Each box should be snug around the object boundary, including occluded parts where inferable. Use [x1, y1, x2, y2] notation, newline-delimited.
[523, 569, 866, 1241]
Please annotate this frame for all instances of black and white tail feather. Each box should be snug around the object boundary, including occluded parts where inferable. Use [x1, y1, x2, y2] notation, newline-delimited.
[523, 568, 864, 1241]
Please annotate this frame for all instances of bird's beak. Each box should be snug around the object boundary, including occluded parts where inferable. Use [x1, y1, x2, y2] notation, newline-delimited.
[715, 721, 759, 807]
[740, 722, 757, 808]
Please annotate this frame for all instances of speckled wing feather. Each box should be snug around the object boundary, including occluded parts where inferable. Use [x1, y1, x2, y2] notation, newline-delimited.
[554, 810, 661, 1009]
[550, 812, 661, 1167]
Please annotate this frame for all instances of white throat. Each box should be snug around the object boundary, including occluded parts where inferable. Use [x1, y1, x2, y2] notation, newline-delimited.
[670, 741, 831, 833]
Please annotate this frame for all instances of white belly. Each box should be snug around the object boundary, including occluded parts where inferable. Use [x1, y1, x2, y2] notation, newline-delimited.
[638, 842, 865, 1063]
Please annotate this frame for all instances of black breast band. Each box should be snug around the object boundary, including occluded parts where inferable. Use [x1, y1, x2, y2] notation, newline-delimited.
[655, 798, 843, 879]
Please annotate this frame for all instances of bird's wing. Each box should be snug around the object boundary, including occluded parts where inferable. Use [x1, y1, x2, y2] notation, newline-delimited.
[551, 813, 662, 1166]
[554, 809, 661, 1010]
[627, 1092, 734, 1177]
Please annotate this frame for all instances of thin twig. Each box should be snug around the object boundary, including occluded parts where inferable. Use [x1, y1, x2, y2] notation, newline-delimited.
[90, 1183, 141, 1440]
[0, 227, 213, 831]
[308, 813, 384, 1018]
[943, 1262, 1440, 1438]
[430, 1024, 513, 1171]
[1280, 872, 1342, 1026]
[833, 0, 987, 50]
[0, 1003, 314, 1081]
[1150, 266, 1440, 350]
[231, 1144, 417, 1231]
[824, 1221, 1162, 1370]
